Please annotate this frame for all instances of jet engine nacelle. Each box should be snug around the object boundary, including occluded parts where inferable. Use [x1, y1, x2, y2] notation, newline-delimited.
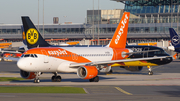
[121, 66, 143, 71]
[20, 70, 36, 79]
[77, 66, 98, 79]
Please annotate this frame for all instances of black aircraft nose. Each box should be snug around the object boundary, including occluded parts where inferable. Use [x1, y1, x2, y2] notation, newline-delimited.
[165, 56, 173, 63]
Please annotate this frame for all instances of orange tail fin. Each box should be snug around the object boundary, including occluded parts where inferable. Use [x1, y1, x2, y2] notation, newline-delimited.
[108, 12, 130, 48]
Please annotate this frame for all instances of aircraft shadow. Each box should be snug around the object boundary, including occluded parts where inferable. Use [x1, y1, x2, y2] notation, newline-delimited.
[172, 60, 180, 62]
[10, 76, 116, 83]
[3, 71, 20, 73]
[158, 91, 180, 97]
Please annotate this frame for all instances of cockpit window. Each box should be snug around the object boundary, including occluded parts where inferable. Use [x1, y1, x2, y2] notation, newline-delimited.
[30, 54, 34, 57]
[34, 54, 38, 57]
[24, 54, 30, 57]
[21, 54, 38, 58]
[153, 50, 166, 55]
[21, 54, 24, 58]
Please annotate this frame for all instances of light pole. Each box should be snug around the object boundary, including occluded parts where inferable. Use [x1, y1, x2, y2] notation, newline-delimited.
[63, 16, 67, 24]
[171, 0, 173, 28]
[98, 0, 100, 45]
[38, 0, 39, 31]
[92, 0, 94, 41]
[177, 0, 179, 34]
[43, 0, 44, 38]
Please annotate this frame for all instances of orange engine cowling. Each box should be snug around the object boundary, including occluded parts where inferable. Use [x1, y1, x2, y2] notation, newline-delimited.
[20, 70, 36, 79]
[77, 66, 98, 79]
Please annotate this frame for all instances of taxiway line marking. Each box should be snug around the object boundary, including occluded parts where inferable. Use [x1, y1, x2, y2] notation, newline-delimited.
[115, 87, 133, 95]
[83, 88, 89, 94]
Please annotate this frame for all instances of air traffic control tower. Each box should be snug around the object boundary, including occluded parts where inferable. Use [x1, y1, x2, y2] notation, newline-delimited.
[112, 0, 180, 42]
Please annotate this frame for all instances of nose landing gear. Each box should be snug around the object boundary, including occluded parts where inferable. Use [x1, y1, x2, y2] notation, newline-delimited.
[34, 72, 41, 83]
[34, 78, 40, 83]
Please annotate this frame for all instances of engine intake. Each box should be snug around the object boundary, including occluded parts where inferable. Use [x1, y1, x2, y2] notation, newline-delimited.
[77, 66, 98, 79]
[20, 70, 36, 79]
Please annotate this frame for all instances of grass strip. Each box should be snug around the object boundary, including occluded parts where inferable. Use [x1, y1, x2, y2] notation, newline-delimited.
[0, 86, 86, 94]
[0, 77, 25, 82]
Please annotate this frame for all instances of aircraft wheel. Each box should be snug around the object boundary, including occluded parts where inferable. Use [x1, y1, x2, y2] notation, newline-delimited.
[56, 76, 61, 82]
[89, 76, 99, 82]
[51, 76, 61, 82]
[34, 78, 40, 83]
[37, 79, 40, 83]
[148, 71, 153, 75]
[89, 78, 94, 82]
[94, 76, 99, 82]
[106, 69, 113, 74]
[51, 76, 56, 82]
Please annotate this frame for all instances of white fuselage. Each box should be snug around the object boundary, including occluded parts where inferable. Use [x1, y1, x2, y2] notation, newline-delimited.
[17, 47, 130, 73]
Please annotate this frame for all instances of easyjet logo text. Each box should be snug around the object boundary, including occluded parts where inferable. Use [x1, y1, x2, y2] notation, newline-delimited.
[48, 49, 67, 55]
[115, 14, 129, 44]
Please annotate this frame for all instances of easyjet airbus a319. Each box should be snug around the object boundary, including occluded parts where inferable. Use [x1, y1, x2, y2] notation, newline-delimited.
[17, 12, 171, 83]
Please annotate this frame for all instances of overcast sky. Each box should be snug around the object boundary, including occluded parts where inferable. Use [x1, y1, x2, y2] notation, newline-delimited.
[0, 0, 124, 24]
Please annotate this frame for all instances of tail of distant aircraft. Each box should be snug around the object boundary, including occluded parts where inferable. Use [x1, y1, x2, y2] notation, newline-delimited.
[21, 26, 28, 51]
[21, 26, 27, 46]
[107, 12, 130, 48]
[169, 28, 180, 48]
[21, 17, 50, 49]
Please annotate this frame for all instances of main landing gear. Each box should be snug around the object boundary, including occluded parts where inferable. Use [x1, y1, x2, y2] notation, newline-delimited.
[51, 72, 61, 82]
[89, 76, 99, 82]
[147, 66, 153, 75]
[106, 69, 113, 74]
[34, 72, 41, 83]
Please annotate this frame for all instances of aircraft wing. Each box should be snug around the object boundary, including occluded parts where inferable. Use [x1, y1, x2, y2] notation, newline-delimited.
[69, 56, 171, 68]
[3, 57, 19, 61]
[0, 50, 21, 53]
[123, 50, 160, 55]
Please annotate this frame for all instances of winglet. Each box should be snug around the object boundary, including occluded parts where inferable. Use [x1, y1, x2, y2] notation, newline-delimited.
[107, 12, 130, 48]
[169, 28, 180, 47]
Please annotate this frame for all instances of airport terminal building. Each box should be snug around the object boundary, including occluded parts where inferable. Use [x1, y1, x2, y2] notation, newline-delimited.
[0, 0, 180, 44]
[114, 0, 180, 34]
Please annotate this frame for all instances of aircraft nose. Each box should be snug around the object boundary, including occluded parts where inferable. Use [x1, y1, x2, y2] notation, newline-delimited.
[165, 56, 173, 63]
[17, 59, 28, 71]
